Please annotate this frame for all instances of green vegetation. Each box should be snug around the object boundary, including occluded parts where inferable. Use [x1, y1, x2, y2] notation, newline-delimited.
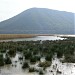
[4, 54, 12, 64]
[30, 56, 40, 63]
[0, 37, 75, 68]
[7, 49, 16, 57]
[45, 54, 52, 61]
[0, 54, 4, 66]
[62, 54, 75, 63]
[29, 67, 36, 72]
[22, 62, 29, 69]
[39, 61, 51, 68]
[39, 70, 44, 75]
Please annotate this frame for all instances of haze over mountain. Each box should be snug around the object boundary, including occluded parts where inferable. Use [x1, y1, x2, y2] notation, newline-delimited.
[0, 8, 74, 34]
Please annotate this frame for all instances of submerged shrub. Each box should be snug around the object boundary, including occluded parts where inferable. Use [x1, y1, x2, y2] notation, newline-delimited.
[57, 51, 63, 58]
[30, 57, 37, 63]
[45, 54, 52, 61]
[39, 70, 44, 75]
[0, 54, 4, 66]
[0, 49, 6, 53]
[4, 55, 12, 64]
[38, 61, 51, 68]
[63, 54, 75, 63]
[22, 62, 29, 69]
[29, 67, 36, 72]
[24, 51, 32, 60]
[8, 49, 16, 57]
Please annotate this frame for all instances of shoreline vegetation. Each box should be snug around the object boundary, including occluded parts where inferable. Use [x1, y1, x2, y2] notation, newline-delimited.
[0, 34, 75, 40]
[0, 37, 75, 75]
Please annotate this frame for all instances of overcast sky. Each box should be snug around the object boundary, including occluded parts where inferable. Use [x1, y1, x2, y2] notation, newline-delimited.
[0, 0, 75, 22]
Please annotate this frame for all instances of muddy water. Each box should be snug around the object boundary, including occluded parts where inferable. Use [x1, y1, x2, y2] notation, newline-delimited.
[46, 58, 75, 75]
[0, 53, 38, 75]
[0, 53, 75, 75]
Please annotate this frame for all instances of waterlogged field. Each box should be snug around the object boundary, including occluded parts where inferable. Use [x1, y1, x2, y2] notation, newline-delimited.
[0, 36, 75, 75]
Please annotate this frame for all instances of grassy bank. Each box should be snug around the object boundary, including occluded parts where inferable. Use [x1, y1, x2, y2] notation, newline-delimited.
[0, 34, 37, 40]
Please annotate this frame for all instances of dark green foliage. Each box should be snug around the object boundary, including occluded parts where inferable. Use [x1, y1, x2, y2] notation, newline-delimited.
[39, 70, 44, 75]
[24, 51, 32, 60]
[35, 56, 41, 61]
[8, 49, 16, 57]
[4, 55, 12, 64]
[22, 62, 29, 69]
[29, 67, 35, 72]
[18, 56, 23, 60]
[0, 37, 75, 66]
[57, 50, 63, 58]
[39, 61, 51, 68]
[63, 54, 75, 63]
[30, 56, 40, 63]
[0, 54, 4, 66]
[45, 54, 52, 61]
[0, 49, 6, 53]
[30, 57, 37, 63]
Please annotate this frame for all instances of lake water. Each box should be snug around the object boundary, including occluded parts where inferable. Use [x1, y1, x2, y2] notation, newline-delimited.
[0, 36, 64, 42]
[0, 53, 75, 75]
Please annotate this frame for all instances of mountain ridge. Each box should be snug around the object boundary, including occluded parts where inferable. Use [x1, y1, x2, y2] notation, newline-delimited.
[0, 8, 74, 34]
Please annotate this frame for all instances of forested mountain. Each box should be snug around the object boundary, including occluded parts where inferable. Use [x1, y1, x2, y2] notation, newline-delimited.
[0, 8, 74, 34]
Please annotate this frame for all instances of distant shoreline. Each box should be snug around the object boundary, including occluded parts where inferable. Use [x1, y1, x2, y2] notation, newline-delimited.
[0, 34, 75, 40]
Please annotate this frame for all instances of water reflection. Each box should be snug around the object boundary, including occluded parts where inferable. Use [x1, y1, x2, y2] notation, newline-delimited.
[0, 36, 64, 42]
[0, 53, 75, 75]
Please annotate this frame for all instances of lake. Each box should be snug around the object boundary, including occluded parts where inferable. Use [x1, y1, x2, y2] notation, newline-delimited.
[0, 35, 64, 42]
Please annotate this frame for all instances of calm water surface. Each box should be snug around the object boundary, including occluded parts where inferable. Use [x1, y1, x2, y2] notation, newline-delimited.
[0, 36, 64, 42]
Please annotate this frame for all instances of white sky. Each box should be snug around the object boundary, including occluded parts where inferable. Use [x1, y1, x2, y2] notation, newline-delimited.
[0, 0, 75, 22]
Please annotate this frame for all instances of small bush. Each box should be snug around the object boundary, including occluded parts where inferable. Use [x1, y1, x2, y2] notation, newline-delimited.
[30, 57, 37, 63]
[39, 61, 51, 68]
[5, 55, 12, 64]
[29, 67, 35, 72]
[22, 62, 29, 69]
[8, 49, 16, 57]
[0, 54, 4, 66]
[39, 70, 44, 75]
[63, 54, 75, 63]
[45, 54, 52, 61]
[24, 51, 32, 60]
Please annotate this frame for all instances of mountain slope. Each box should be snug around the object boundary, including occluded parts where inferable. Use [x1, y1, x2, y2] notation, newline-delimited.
[0, 8, 74, 34]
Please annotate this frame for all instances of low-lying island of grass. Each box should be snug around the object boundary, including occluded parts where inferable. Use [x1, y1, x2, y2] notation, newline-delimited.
[0, 34, 37, 40]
